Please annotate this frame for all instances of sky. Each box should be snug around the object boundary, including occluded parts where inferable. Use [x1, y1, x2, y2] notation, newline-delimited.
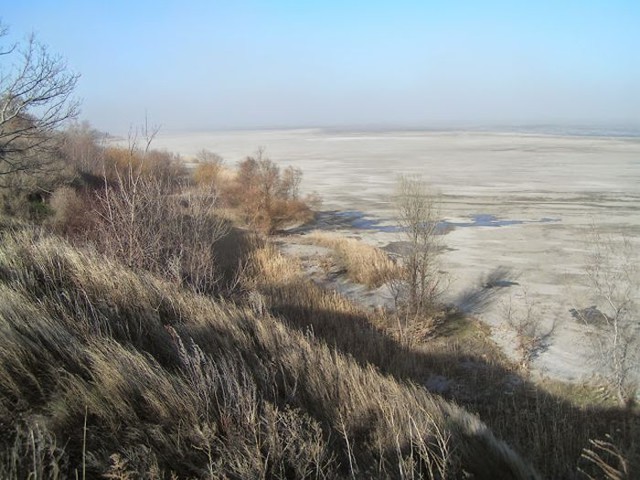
[2, 1, 640, 135]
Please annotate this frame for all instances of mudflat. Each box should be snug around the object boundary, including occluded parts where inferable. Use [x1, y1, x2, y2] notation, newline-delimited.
[152, 129, 640, 383]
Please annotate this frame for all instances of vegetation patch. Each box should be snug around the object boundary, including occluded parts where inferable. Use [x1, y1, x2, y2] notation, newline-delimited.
[0, 230, 540, 479]
[303, 231, 398, 288]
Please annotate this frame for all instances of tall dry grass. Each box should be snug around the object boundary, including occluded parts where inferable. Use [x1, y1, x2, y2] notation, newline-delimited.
[247, 241, 640, 479]
[304, 231, 398, 288]
[0, 229, 539, 479]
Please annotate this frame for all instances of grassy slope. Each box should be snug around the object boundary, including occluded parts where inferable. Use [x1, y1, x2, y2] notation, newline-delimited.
[0, 229, 538, 479]
[250, 241, 640, 479]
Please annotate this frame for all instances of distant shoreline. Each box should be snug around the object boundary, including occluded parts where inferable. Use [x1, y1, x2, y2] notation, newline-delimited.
[131, 125, 640, 140]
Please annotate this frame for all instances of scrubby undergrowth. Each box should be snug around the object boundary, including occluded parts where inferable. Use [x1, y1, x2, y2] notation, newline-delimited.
[0, 230, 538, 479]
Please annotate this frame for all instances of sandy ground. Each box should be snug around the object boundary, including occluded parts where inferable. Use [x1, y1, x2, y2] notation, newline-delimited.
[150, 129, 640, 384]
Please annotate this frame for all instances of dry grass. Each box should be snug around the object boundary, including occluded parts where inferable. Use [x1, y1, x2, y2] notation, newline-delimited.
[248, 241, 640, 479]
[304, 231, 398, 288]
[0, 229, 540, 479]
[1, 122, 637, 477]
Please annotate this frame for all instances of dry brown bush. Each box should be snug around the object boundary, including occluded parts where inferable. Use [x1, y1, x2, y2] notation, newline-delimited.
[101, 146, 186, 187]
[268, 197, 315, 229]
[87, 141, 231, 294]
[225, 149, 314, 233]
[47, 185, 93, 236]
[193, 161, 222, 187]
[0, 143, 76, 222]
[193, 149, 224, 187]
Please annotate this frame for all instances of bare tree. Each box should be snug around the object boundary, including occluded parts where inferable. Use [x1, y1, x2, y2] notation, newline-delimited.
[252, 148, 280, 213]
[576, 226, 639, 405]
[61, 121, 105, 174]
[280, 166, 303, 200]
[94, 121, 229, 294]
[502, 288, 557, 371]
[0, 25, 79, 183]
[391, 175, 447, 326]
[196, 149, 224, 166]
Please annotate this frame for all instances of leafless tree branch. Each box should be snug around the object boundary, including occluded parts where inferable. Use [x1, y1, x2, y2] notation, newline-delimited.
[0, 25, 79, 183]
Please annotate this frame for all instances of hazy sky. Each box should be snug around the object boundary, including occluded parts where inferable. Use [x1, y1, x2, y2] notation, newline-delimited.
[4, 1, 639, 134]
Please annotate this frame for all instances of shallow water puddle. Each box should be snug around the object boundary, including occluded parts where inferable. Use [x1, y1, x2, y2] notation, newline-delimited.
[312, 210, 560, 234]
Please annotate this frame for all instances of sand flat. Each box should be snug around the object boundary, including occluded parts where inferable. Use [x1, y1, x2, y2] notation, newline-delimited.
[151, 129, 640, 383]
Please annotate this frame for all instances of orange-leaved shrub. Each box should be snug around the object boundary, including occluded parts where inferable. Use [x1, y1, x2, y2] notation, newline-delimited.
[224, 149, 315, 233]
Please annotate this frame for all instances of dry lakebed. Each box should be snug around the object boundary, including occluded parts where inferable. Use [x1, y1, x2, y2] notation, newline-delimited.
[150, 129, 640, 386]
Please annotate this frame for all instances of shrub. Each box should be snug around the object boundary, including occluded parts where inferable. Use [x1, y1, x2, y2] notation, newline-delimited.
[91, 157, 230, 294]
[228, 149, 314, 233]
[102, 146, 186, 187]
[48, 185, 93, 236]
[193, 160, 222, 187]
